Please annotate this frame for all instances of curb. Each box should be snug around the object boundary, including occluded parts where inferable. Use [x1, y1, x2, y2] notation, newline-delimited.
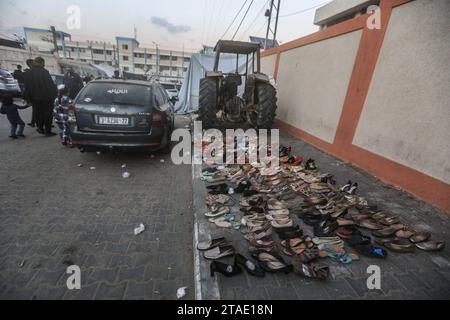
[192, 161, 221, 300]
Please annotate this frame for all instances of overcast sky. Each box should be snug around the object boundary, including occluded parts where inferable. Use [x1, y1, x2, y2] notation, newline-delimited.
[0, 0, 331, 51]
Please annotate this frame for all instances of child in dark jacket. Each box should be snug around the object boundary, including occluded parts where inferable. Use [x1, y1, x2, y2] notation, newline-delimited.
[0, 95, 30, 139]
[53, 86, 72, 146]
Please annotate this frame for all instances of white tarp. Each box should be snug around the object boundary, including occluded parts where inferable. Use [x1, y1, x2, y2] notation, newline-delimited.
[175, 52, 252, 114]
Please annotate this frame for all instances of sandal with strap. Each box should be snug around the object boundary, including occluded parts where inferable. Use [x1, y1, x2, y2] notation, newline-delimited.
[197, 237, 230, 251]
[348, 233, 388, 259]
[250, 250, 292, 274]
[292, 258, 329, 280]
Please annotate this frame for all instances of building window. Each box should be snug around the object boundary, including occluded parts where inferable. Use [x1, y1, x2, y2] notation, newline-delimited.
[171, 56, 177, 61]
[93, 49, 104, 54]
[106, 50, 112, 55]
[123, 66, 129, 71]
[183, 57, 190, 62]
[160, 55, 170, 60]
[122, 44, 129, 50]
[160, 66, 170, 72]
[80, 48, 86, 53]
[134, 53, 145, 58]
[134, 64, 145, 69]
[123, 55, 129, 61]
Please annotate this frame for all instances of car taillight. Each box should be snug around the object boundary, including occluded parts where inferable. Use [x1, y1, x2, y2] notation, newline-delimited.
[68, 104, 77, 123]
[151, 110, 165, 126]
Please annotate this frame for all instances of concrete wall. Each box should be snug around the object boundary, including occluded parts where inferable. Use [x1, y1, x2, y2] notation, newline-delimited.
[269, 30, 362, 143]
[260, 53, 276, 79]
[314, 0, 378, 26]
[0, 46, 61, 74]
[260, 0, 450, 212]
[353, 0, 450, 184]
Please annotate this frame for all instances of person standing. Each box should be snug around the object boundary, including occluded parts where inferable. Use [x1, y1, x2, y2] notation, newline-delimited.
[63, 68, 84, 100]
[0, 95, 30, 139]
[23, 59, 37, 127]
[26, 57, 57, 136]
[13, 65, 25, 93]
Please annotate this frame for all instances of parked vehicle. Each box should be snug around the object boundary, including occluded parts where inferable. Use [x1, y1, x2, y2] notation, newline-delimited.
[51, 74, 65, 87]
[68, 79, 175, 153]
[0, 68, 21, 97]
[198, 40, 277, 129]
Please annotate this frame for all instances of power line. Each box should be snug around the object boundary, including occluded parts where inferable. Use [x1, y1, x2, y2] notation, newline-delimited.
[232, 0, 255, 40]
[205, 0, 218, 45]
[239, 0, 270, 41]
[220, 0, 249, 40]
[211, 0, 227, 43]
[279, 1, 330, 18]
[201, 0, 208, 45]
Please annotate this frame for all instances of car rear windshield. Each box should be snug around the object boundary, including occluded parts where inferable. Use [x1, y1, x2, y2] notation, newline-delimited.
[77, 82, 153, 106]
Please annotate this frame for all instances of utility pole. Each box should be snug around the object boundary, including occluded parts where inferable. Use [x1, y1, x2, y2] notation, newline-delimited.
[153, 41, 160, 77]
[50, 26, 59, 55]
[264, 0, 281, 50]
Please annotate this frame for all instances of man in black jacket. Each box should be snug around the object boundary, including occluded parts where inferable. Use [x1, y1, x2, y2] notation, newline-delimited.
[63, 68, 84, 99]
[25, 57, 57, 136]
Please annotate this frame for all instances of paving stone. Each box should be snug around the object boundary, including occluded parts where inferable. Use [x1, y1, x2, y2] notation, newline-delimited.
[94, 282, 127, 300]
[206, 129, 450, 300]
[0, 111, 194, 300]
[123, 280, 154, 299]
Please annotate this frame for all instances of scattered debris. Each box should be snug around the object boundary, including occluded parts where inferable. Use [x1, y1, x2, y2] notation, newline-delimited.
[122, 172, 131, 179]
[160, 159, 165, 163]
[90, 167, 96, 170]
[96, 151, 101, 155]
[19, 260, 25, 268]
[134, 223, 145, 235]
[177, 287, 188, 299]
[77, 164, 83, 167]
[150, 154, 155, 159]
[154, 291, 160, 295]
[121, 164, 127, 169]
[168, 266, 172, 270]
[228, 187, 235, 195]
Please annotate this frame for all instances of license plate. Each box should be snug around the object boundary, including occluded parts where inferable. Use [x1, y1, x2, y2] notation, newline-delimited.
[98, 117, 129, 125]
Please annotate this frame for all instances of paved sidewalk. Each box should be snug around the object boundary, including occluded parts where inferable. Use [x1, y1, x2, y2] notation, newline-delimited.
[0, 107, 194, 300]
[193, 129, 450, 300]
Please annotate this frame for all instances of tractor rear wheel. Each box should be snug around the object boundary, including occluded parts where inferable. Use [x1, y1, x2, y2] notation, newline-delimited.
[254, 82, 277, 129]
[198, 78, 218, 129]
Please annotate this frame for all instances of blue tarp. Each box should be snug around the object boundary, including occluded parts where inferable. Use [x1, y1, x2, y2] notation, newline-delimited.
[174, 52, 252, 114]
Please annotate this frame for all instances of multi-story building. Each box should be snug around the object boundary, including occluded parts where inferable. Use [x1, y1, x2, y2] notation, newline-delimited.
[23, 27, 192, 78]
